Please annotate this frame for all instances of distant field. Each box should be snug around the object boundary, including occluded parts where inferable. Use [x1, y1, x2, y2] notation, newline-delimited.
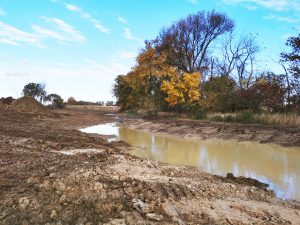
[65, 105, 118, 110]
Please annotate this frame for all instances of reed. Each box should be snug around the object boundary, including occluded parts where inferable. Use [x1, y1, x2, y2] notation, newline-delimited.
[207, 112, 300, 126]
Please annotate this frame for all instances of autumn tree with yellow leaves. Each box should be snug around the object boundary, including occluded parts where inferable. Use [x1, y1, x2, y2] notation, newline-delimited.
[114, 42, 202, 111]
[114, 10, 234, 112]
[114, 10, 293, 115]
[161, 72, 201, 107]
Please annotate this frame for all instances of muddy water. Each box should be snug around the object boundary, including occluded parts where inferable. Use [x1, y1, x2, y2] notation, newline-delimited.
[81, 123, 300, 201]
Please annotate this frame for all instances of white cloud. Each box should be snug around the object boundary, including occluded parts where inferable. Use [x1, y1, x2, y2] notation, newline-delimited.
[65, 3, 81, 12]
[0, 21, 41, 47]
[222, 0, 300, 12]
[42, 17, 86, 42]
[118, 50, 136, 60]
[0, 38, 18, 46]
[0, 17, 86, 47]
[118, 16, 127, 24]
[0, 8, 6, 16]
[263, 13, 299, 23]
[124, 27, 142, 43]
[32, 25, 66, 41]
[64, 3, 110, 33]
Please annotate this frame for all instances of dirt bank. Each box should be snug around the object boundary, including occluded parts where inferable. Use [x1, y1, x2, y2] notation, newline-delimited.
[1, 107, 300, 225]
[120, 116, 300, 147]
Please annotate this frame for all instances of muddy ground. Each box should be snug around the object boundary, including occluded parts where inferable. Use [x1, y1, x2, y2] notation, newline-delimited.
[1, 106, 300, 225]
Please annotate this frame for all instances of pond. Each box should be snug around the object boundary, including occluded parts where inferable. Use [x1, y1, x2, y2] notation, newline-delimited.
[80, 123, 300, 201]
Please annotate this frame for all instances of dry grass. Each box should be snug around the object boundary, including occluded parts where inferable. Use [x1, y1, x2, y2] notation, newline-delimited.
[254, 113, 300, 126]
[207, 112, 300, 126]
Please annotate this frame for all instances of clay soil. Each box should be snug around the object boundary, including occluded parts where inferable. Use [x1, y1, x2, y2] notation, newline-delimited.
[1, 106, 300, 225]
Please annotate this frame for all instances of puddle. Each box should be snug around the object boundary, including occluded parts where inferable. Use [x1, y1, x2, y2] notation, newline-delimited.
[58, 148, 104, 155]
[80, 123, 119, 136]
[81, 123, 300, 201]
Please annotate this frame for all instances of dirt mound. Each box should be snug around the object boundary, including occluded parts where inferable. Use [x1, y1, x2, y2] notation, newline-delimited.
[0, 101, 5, 110]
[11, 96, 47, 113]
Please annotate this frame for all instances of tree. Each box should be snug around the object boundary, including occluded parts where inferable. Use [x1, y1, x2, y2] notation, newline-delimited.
[202, 76, 236, 112]
[281, 33, 300, 77]
[161, 72, 201, 107]
[156, 10, 235, 74]
[251, 73, 285, 111]
[219, 33, 259, 90]
[234, 72, 285, 112]
[113, 75, 136, 110]
[44, 94, 64, 109]
[281, 33, 300, 108]
[22, 83, 46, 102]
[67, 97, 77, 105]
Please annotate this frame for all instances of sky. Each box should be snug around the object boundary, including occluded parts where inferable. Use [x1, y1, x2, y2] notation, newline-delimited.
[0, 0, 299, 102]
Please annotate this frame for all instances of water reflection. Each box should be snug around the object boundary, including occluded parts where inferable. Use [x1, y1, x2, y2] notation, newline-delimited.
[80, 123, 119, 136]
[80, 123, 300, 201]
[118, 127, 300, 201]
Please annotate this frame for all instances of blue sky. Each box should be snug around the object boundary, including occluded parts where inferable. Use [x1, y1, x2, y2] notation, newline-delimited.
[0, 0, 299, 101]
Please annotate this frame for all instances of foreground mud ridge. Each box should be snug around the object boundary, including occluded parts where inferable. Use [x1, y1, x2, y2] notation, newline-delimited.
[1, 107, 300, 225]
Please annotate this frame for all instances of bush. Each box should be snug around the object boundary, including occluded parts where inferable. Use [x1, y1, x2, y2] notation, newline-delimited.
[185, 104, 207, 120]
[208, 111, 255, 124]
[236, 111, 254, 123]
[125, 110, 138, 117]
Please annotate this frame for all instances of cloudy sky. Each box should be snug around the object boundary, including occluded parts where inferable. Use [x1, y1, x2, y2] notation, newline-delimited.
[0, 0, 299, 101]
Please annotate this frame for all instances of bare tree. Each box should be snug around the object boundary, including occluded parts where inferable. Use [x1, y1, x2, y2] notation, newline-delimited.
[156, 10, 235, 74]
[219, 33, 259, 89]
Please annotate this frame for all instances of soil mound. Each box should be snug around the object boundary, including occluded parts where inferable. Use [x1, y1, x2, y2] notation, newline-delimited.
[0, 101, 5, 111]
[11, 96, 47, 113]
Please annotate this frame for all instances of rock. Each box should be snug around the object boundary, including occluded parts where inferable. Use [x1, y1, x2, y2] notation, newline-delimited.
[75, 217, 87, 225]
[132, 199, 150, 214]
[19, 197, 30, 210]
[102, 219, 126, 225]
[61, 210, 73, 223]
[94, 182, 103, 190]
[50, 210, 58, 220]
[146, 213, 163, 221]
[59, 194, 67, 204]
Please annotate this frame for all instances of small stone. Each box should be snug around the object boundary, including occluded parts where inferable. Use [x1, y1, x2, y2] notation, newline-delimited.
[59, 194, 67, 204]
[146, 213, 163, 221]
[19, 197, 30, 210]
[50, 210, 58, 220]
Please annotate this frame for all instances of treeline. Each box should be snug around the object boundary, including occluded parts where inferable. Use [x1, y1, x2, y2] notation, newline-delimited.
[113, 10, 300, 116]
[67, 97, 114, 106]
[7, 83, 112, 108]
